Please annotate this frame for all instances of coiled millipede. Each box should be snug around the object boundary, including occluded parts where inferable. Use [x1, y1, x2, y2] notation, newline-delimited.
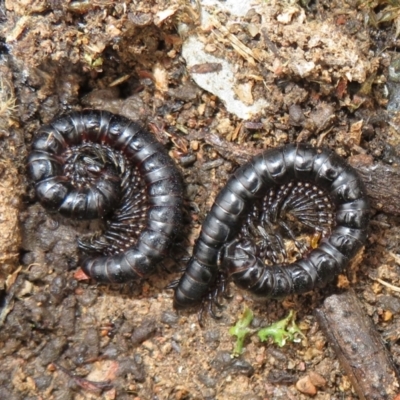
[28, 110, 183, 283]
[174, 144, 369, 312]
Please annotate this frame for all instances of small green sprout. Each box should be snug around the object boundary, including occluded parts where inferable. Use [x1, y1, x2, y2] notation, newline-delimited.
[84, 53, 104, 69]
[229, 307, 254, 356]
[258, 310, 305, 347]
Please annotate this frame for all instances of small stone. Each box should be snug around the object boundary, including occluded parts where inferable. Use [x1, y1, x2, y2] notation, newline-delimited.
[160, 343, 172, 355]
[309, 371, 327, 388]
[296, 375, 317, 396]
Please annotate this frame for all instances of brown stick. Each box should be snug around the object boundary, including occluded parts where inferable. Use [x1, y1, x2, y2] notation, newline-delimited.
[349, 155, 400, 216]
[315, 290, 400, 400]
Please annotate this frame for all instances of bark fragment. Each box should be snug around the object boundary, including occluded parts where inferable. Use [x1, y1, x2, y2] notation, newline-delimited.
[315, 290, 400, 400]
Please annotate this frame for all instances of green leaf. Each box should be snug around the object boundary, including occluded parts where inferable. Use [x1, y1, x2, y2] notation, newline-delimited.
[257, 310, 304, 347]
[229, 307, 254, 356]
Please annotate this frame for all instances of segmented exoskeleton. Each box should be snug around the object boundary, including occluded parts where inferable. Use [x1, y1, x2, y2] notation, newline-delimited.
[174, 144, 369, 310]
[28, 110, 183, 283]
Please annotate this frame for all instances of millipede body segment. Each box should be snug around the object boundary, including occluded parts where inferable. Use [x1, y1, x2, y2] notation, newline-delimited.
[28, 110, 183, 283]
[174, 144, 369, 310]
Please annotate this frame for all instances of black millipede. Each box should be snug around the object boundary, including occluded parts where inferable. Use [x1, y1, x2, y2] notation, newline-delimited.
[173, 144, 369, 310]
[28, 109, 183, 283]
